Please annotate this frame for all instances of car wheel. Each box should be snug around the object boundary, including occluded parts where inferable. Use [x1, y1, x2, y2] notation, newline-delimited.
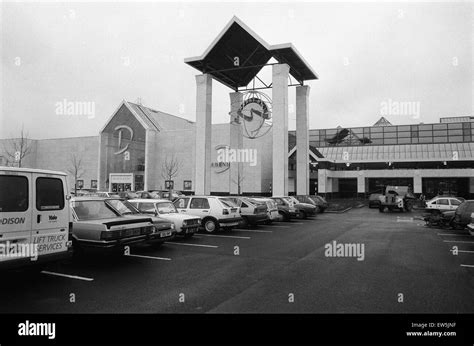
[320, 208, 326, 213]
[240, 216, 249, 228]
[299, 211, 307, 219]
[203, 218, 219, 233]
[279, 211, 290, 222]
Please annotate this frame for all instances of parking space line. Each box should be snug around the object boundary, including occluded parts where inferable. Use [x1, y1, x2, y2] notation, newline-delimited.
[165, 242, 218, 248]
[460, 264, 474, 268]
[261, 225, 291, 228]
[195, 234, 250, 239]
[233, 229, 273, 233]
[443, 240, 474, 244]
[458, 250, 474, 254]
[288, 222, 305, 225]
[41, 271, 94, 282]
[126, 254, 171, 261]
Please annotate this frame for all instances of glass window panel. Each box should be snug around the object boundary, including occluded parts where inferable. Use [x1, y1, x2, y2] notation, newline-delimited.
[419, 137, 433, 143]
[419, 130, 433, 137]
[383, 126, 397, 132]
[434, 130, 447, 137]
[433, 124, 447, 130]
[371, 132, 383, 139]
[449, 136, 462, 142]
[397, 131, 411, 138]
[398, 137, 410, 144]
[436, 136, 448, 143]
[384, 132, 397, 138]
[411, 138, 419, 144]
[385, 139, 397, 145]
[398, 126, 410, 132]
[419, 125, 433, 131]
[371, 127, 382, 133]
[448, 129, 463, 136]
[448, 123, 463, 129]
[371, 138, 383, 145]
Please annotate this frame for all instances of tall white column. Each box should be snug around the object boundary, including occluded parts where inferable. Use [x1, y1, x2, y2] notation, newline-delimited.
[272, 64, 290, 196]
[229, 92, 243, 195]
[194, 74, 212, 195]
[296, 85, 310, 195]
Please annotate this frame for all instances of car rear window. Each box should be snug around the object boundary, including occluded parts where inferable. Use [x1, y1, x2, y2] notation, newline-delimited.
[36, 177, 64, 211]
[0, 175, 29, 212]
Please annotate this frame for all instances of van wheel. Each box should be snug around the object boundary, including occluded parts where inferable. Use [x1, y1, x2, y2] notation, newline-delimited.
[203, 218, 219, 233]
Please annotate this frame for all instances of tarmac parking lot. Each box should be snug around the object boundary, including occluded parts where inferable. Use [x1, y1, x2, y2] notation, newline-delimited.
[1, 207, 474, 313]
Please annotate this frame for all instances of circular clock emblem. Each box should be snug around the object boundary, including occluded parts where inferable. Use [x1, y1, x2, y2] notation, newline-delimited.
[230, 91, 272, 139]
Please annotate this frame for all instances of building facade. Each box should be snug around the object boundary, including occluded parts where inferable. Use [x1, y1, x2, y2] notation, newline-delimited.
[1, 102, 473, 199]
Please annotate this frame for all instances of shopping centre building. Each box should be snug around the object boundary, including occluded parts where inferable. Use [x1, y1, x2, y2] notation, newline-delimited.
[1, 102, 473, 199]
[1, 17, 473, 199]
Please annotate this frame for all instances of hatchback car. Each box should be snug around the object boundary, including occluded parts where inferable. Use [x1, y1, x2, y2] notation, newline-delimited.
[70, 197, 159, 254]
[270, 197, 298, 221]
[173, 196, 242, 233]
[128, 199, 201, 237]
[251, 197, 280, 223]
[424, 196, 463, 213]
[221, 196, 268, 226]
[287, 196, 317, 219]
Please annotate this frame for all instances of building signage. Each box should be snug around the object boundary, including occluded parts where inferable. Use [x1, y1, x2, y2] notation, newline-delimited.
[114, 125, 134, 155]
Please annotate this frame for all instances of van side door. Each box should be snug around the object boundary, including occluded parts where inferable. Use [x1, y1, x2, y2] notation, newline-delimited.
[0, 171, 33, 264]
[31, 174, 69, 258]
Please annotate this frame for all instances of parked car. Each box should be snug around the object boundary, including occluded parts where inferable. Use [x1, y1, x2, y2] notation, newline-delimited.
[134, 191, 154, 199]
[467, 213, 474, 236]
[295, 195, 328, 213]
[251, 197, 280, 223]
[104, 198, 176, 245]
[308, 195, 329, 212]
[368, 193, 384, 208]
[270, 197, 298, 222]
[69, 197, 161, 254]
[116, 191, 140, 200]
[173, 196, 242, 233]
[287, 196, 317, 219]
[424, 196, 463, 213]
[80, 191, 120, 198]
[0, 167, 73, 270]
[221, 196, 268, 227]
[150, 190, 185, 201]
[128, 198, 201, 238]
[425, 200, 474, 229]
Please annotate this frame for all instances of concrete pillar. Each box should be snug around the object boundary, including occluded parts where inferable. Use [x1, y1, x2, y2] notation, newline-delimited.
[272, 64, 290, 196]
[317, 169, 327, 194]
[194, 74, 212, 195]
[98, 133, 108, 191]
[413, 172, 422, 194]
[296, 85, 310, 195]
[357, 174, 365, 194]
[229, 92, 243, 195]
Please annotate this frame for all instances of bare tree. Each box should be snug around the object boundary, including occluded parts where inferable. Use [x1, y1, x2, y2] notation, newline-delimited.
[3, 126, 32, 168]
[231, 163, 245, 195]
[68, 153, 85, 195]
[161, 155, 180, 192]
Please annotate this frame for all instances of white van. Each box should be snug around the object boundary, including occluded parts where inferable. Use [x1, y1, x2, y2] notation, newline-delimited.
[0, 167, 73, 269]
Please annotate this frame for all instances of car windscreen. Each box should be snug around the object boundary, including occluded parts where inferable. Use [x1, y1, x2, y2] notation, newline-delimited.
[72, 200, 118, 220]
[157, 202, 177, 214]
[106, 199, 139, 215]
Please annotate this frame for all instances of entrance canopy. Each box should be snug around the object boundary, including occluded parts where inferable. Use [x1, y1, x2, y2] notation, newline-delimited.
[184, 16, 318, 90]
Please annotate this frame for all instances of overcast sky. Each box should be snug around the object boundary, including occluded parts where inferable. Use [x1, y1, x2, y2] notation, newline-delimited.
[1, 1, 472, 139]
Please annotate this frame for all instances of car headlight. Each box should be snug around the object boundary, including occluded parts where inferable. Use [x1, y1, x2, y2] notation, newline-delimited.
[182, 220, 187, 226]
[170, 223, 175, 230]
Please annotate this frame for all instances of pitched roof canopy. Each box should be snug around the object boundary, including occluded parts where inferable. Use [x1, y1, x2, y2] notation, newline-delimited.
[184, 16, 318, 90]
